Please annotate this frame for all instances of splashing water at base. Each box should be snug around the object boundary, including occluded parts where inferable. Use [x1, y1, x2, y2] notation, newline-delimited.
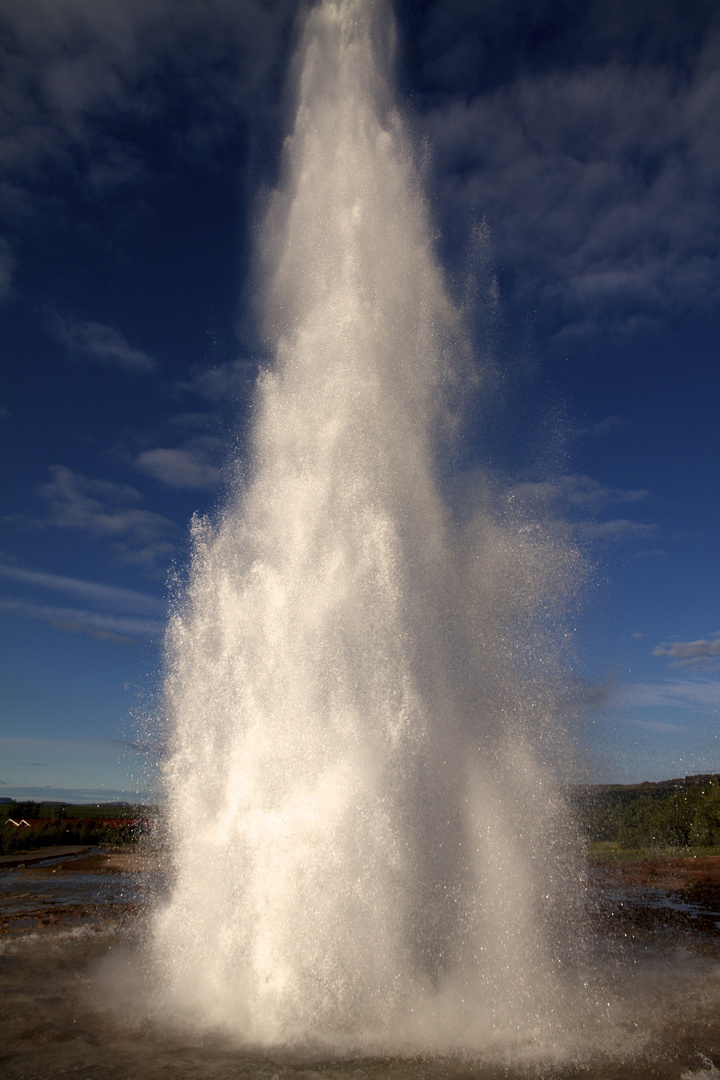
[150, 0, 595, 1059]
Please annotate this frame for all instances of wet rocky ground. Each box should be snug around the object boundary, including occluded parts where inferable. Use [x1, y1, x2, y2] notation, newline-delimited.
[2, 848, 720, 1079]
[0, 847, 154, 937]
[590, 854, 720, 946]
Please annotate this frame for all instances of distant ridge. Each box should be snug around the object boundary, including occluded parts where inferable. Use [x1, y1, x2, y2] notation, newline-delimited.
[573, 774, 720, 806]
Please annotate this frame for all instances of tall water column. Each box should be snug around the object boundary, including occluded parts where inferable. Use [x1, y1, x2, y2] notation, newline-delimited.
[151, 0, 588, 1056]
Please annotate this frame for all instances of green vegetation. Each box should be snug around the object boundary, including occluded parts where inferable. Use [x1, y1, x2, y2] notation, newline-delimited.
[0, 801, 153, 855]
[576, 774, 720, 855]
[4, 779, 720, 860]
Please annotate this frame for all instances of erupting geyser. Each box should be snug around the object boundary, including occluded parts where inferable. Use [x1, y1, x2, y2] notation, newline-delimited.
[151, 0, 589, 1057]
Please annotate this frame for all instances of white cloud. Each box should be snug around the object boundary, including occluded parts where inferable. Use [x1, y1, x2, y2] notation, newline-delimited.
[0, 734, 156, 799]
[38, 464, 177, 567]
[507, 474, 655, 546]
[653, 635, 720, 666]
[627, 719, 686, 734]
[135, 437, 222, 489]
[0, 561, 166, 641]
[560, 474, 649, 509]
[56, 317, 157, 373]
[0, 784, 151, 802]
[166, 411, 215, 429]
[512, 473, 649, 511]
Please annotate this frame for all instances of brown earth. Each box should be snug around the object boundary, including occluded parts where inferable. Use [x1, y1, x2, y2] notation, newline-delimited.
[590, 854, 720, 948]
[0, 846, 159, 873]
[593, 853, 720, 907]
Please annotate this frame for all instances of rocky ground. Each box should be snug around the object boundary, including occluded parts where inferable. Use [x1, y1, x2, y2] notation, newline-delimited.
[590, 853, 720, 946]
[0, 847, 155, 937]
[1, 848, 720, 1079]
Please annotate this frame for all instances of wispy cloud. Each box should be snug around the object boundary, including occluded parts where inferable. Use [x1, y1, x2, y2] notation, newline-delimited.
[177, 358, 260, 402]
[425, 28, 720, 344]
[509, 473, 655, 546]
[513, 473, 649, 511]
[0, 597, 162, 642]
[56, 317, 157, 374]
[0, 563, 164, 615]
[580, 519, 658, 543]
[559, 474, 649, 509]
[0, 734, 158, 800]
[576, 415, 629, 440]
[0, 785, 154, 804]
[38, 464, 178, 568]
[0, 0, 295, 237]
[0, 562, 165, 642]
[614, 677, 720, 711]
[628, 719, 686, 733]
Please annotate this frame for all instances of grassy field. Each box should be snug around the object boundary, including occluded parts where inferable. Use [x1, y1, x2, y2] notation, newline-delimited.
[588, 839, 720, 861]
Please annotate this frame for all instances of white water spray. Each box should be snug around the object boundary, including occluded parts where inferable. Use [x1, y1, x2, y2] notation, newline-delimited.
[151, 0, 589, 1056]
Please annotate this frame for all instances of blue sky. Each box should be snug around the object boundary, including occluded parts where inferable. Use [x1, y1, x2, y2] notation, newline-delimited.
[1, 0, 719, 801]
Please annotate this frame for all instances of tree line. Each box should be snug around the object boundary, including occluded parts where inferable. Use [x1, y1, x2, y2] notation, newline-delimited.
[577, 775, 720, 850]
[0, 801, 151, 855]
[3, 779, 720, 857]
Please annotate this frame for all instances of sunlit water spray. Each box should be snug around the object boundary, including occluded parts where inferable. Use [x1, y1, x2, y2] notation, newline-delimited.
[150, 0, 595, 1058]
